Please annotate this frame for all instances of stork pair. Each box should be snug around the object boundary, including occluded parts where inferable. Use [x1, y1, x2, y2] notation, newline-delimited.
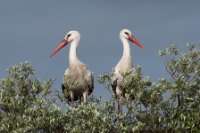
[50, 29, 144, 113]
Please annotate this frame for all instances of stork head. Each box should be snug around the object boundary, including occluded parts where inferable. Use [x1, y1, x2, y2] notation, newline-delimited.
[50, 30, 80, 57]
[64, 31, 80, 43]
[120, 29, 144, 48]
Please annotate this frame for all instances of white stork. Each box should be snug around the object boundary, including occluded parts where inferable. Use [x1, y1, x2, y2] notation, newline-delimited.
[50, 31, 94, 104]
[111, 29, 144, 113]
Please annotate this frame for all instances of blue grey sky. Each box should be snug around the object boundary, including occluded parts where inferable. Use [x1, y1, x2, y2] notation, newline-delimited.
[0, 1, 200, 99]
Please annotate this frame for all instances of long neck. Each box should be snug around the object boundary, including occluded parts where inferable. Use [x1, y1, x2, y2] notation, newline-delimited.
[115, 37, 132, 71]
[121, 37, 132, 61]
[69, 39, 80, 65]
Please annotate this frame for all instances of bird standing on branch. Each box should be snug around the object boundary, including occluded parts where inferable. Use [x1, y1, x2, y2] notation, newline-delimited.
[111, 29, 144, 113]
[50, 30, 94, 104]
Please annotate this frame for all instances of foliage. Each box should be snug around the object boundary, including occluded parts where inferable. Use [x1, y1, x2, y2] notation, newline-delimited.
[0, 62, 64, 132]
[0, 43, 199, 132]
[99, 43, 200, 132]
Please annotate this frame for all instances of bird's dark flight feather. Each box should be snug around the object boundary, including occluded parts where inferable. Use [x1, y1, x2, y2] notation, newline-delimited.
[111, 79, 117, 97]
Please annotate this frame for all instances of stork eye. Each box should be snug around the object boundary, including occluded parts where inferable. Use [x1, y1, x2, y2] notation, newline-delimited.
[67, 34, 71, 38]
[124, 32, 129, 35]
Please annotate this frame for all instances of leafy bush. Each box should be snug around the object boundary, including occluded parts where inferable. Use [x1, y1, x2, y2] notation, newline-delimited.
[0, 43, 199, 132]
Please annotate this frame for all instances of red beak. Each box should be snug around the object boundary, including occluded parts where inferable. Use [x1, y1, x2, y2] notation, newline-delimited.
[50, 39, 68, 57]
[128, 35, 144, 49]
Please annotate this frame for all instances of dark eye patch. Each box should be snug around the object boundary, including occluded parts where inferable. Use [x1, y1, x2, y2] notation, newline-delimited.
[67, 34, 71, 38]
[124, 32, 129, 35]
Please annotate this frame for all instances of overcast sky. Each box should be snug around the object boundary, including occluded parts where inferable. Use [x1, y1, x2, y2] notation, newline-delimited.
[0, 1, 200, 100]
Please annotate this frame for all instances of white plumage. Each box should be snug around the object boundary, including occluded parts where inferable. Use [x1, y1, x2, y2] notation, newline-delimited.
[111, 29, 144, 113]
[50, 31, 94, 103]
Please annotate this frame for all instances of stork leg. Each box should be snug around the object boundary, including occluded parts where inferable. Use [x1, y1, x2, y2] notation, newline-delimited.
[82, 91, 88, 105]
[117, 96, 122, 114]
[70, 97, 75, 107]
[69, 91, 75, 107]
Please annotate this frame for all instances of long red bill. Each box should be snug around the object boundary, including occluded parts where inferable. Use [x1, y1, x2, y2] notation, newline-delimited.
[50, 39, 68, 57]
[129, 35, 144, 49]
